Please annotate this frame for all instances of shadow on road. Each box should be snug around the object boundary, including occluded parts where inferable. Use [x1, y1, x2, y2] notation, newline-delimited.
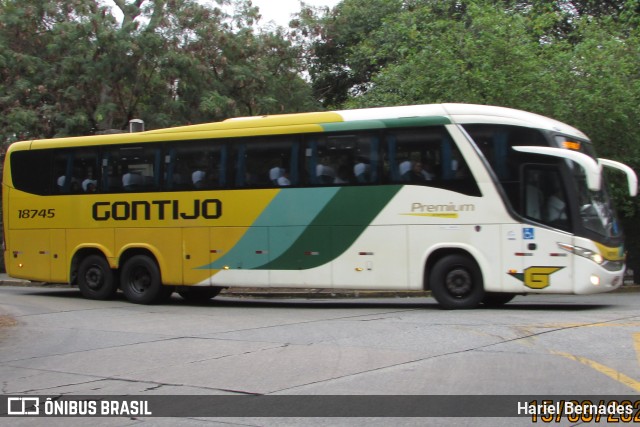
[8, 286, 613, 312]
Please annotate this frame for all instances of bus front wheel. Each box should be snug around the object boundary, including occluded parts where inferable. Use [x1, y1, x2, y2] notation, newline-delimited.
[78, 255, 117, 300]
[120, 255, 172, 304]
[429, 254, 484, 309]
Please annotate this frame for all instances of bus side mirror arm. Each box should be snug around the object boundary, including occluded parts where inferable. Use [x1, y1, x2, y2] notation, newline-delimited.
[599, 158, 638, 197]
[513, 146, 602, 192]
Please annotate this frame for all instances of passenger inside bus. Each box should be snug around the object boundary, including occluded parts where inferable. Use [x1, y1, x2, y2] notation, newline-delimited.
[407, 162, 433, 183]
[269, 165, 285, 185]
[353, 157, 370, 183]
[122, 169, 143, 191]
[57, 175, 80, 193]
[277, 170, 291, 186]
[192, 169, 206, 188]
[316, 157, 336, 184]
[82, 178, 97, 193]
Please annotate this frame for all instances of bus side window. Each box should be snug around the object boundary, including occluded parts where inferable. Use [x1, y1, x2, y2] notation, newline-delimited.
[463, 124, 549, 212]
[353, 135, 378, 184]
[306, 133, 378, 186]
[10, 150, 53, 196]
[120, 146, 160, 192]
[54, 151, 76, 194]
[524, 165, 571, 231]
[387, 128, 444, 184]
[233, 138, 297, 188]
[385, 127, 481, 196]
[166, 141, 226, 191]
[101, 155, 123, 193]
[54, 148, 99, 194]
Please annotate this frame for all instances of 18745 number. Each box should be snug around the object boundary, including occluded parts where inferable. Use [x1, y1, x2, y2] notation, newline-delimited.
[17, 209, 55, 219]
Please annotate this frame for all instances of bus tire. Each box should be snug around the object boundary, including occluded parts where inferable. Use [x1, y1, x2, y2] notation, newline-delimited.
[178, 287, 223, 302]
[482, 292, 516, 307]
[120, 255, 170, 304]
[429, 254, 484, 309]
[77, 255, 117, 300]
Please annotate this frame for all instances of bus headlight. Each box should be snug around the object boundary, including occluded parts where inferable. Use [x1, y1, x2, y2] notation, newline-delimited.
[557, 243, 604, 265]
[590, 253, 604, 264]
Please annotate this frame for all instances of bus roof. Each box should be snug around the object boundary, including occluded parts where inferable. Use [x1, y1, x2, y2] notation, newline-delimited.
[336, 104, 587, 139]
[15, 103, 589, 151]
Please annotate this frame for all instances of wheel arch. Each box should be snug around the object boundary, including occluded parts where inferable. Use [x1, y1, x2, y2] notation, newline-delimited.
[423, 245, 489, 291]
[118, 246, 162, 274]
[118, 245, 163, 282]
[70, 245, 114, 286]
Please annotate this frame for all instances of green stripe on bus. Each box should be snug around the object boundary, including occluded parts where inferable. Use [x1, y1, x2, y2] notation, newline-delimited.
[202, 188, 340, 270]
[380, 117, 451, 127]
[257, 185, 402, 270]
[320, 117, 450, 133]
[321, 121, 388, 132]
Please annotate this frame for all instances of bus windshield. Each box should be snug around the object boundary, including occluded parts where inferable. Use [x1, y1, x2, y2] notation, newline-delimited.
[559, 138, 622, 239]
[576, 179, 621, 238]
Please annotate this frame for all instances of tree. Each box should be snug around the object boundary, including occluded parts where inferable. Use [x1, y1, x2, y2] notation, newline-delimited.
[0, 0, 318, 141]
[291, 0, 404, 108]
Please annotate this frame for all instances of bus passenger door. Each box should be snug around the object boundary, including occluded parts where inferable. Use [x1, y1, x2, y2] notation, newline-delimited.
[515, 166, 573, 293]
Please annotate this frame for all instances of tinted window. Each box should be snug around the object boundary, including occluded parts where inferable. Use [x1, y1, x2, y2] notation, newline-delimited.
[167, 141, 227, 190]
[11, 150, 53, 195]
[385, 127, 481, 196]
[54, 148, 99, 194]
[463, 124, 549, 211]
[305, 133, 379, 186]
[524, 166, 571, 231]
[101, 145, 161, 192]
[10, 126, 482, 196]
[233, 138, 299, 188]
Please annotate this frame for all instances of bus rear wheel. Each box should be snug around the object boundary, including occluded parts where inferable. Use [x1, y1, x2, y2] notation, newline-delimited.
[120, 255, 172, 304]
[78, 255, 117, 300]
[429, 254, 484, 309]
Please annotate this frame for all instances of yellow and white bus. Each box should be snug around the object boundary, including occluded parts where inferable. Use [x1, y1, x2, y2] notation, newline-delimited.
[3, 104, 637, 308]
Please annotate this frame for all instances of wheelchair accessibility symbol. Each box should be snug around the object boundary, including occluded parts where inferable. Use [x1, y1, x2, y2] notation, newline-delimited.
[523, 228, 535, 240]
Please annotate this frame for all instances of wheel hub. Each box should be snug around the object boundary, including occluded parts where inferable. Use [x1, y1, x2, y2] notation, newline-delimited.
[85, 266, 103, 290]
[445, 268, 472, 297]
[130, 267, 151, 294]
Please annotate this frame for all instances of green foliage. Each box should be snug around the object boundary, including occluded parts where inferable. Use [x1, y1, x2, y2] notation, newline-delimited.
[291, 0, 405, 108]
[0, 0, 318, 140]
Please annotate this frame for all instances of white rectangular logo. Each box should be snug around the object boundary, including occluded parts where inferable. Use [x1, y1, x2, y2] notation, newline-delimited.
[7, 397, 40, 415]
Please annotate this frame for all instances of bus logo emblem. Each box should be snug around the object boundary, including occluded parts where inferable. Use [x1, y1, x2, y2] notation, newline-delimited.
[509, 266, 564, 289]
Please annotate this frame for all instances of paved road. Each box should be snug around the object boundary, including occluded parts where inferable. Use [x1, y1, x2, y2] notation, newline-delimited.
[1, 285, 639, 426]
